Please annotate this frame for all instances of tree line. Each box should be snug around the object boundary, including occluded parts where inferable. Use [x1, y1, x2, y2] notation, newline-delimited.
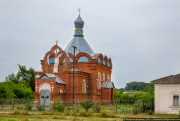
[0, 65, 35, 98]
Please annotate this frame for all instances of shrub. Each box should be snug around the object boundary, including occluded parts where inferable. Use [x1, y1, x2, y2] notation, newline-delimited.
[87, 108, 93, 116]
[148, 110, 153, 115]
[119, 106, 134, 114]
[80, 100, 94, 112]
[53, 103, 65, 112]
[37, 105, 43, 111]
[71, 108, 78, 116]
[133, 106, 138, 114]
[100, 111, 109, 118]
[108, 111, 115, 118]
[93, 104, 101, 113]
[79, 109, 93, 117]
[64, 107, 71, 115]
[17, 106, 24, 110]
[79, 110, 88, 117]
[13, 110, 20, 114]
[74, 105, 80, 113]
[133, 100, 144, 113]
[25, 103, 32, 110]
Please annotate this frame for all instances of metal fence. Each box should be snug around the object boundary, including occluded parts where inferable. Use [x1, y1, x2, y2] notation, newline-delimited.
[0, 98, 154, 114]
[0, 98, 34, 110]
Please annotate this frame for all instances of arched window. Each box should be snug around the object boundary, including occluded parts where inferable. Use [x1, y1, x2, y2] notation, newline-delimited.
[98, 58, 101, 63]
[107, 62, 110, 67]
[49, 57, 55, 64]
[63, 58, 66, 63]
[103, 60, 106, 65]
[97, 72, 101, 89]
[103, 73, 105, 81]
[78, 56, 89, 62]
[69, 57, 73, 62]
[82, 79, 86, 93]
[107, 74, 110, 81]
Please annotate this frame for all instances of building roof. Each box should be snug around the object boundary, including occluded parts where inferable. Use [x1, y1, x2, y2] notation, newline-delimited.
[44, 73, 56, 78]
[69, 68, 82, 72]
[55, 76, 65, 84]
[37, 73, 65, 84]
[152, 74, 180, 84]
[65, 37, 94, 55]
[102, 81, 114, 88]
[69, 68, 90, 74]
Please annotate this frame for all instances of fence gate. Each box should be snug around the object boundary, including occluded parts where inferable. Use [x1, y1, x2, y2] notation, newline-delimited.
[40, 90, 50, 106]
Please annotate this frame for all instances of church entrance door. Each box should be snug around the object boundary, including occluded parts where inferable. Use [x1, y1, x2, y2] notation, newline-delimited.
[40, 90, 50, 106]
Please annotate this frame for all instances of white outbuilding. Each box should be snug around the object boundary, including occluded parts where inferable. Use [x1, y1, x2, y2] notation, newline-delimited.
[152, 74, 180, 114]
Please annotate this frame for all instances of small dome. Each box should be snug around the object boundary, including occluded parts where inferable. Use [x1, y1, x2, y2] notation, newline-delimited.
[74, 15, 84, 26]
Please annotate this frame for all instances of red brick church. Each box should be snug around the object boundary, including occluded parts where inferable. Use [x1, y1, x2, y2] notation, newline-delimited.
[34, 14, 114, 106]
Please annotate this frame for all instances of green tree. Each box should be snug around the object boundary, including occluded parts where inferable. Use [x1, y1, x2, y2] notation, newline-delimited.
[125, 81, 148, 91]
[144, 82, 154, 92]
[0, 81, 16, 98]
[16, 65, 35, 91]
[0, 65, 35, 98]
[0, 83, 7, 98]
[5, 73, 18, 84]
[121, 93, 129, 101]
[114, 88, 121, 100]
[15, 80, 34, 98]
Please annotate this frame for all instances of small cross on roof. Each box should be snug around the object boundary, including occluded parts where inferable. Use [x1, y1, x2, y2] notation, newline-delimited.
[56, 40, 58, 45]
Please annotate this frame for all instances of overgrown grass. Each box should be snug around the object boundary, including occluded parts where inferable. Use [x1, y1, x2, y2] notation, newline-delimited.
[0, 104, 179, 121]
[0, 112, 179, 121]
[13, 110, 28, 115]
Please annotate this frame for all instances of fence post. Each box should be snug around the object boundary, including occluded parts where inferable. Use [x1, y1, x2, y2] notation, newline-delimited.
[12, 98, 15, 110]
[27, 99, 30, 110]
[53, 101, 56, 109]
[1, 99, 3, 110]
[142, 99, 144, 113]
[152, 101, 154, 111]
[115, 100, 118, 114]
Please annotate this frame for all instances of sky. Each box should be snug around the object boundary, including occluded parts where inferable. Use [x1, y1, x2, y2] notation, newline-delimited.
[0, 0, 180, 88]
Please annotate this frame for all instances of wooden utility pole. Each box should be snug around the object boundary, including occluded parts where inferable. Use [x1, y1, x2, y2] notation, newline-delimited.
[72, 46, 77, 106]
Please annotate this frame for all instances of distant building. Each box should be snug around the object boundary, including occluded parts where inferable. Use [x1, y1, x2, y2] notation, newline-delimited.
[34, 14, 114, 106]
[123, 91, 134, 97]
[152, 74, 180, 114]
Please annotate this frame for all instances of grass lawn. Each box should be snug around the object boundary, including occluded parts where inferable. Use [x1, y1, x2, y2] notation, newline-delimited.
[0, 110, 179, 121]
[0, 104, 179, 121]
